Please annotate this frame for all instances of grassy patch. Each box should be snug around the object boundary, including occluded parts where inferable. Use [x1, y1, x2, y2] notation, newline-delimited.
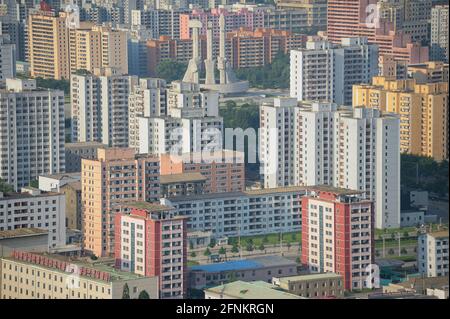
[228, 232, 301, 247]
[375, 238, 418, 248]
[187, 260, 199, 267]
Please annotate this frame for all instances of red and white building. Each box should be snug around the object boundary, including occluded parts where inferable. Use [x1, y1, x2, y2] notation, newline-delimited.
[301, 186, 375, 291]
[114, 203, 188, 299]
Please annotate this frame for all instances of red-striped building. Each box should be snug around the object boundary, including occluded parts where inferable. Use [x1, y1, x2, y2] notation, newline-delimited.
[114, 203, 188, 299]
[301, 186, 375, 291]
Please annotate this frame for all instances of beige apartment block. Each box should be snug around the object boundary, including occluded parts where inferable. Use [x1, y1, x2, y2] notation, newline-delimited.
[82, 148, 160, 258]
[272, 273, 345, 298]
[0, 251, 159, 299]
[353, 76, 449, 161]
[28, 12, 128, 80]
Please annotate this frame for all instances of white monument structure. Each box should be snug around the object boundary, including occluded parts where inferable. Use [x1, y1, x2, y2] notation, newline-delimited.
[182, 14, 249, 94]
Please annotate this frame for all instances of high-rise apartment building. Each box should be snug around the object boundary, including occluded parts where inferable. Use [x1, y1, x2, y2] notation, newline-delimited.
[260, 98, 400, 229]
[0, 34, 15, 88]
[353, 76, 449, 161]
[28, 10, 71, 79]
[301, 186, 375, 291]
[407, 62, 449, 84]
[138, 81, 223, 156]
[128, 78, 167, 151]
[69, 23, 129, 76]
[115, 203, 188, 299]
[290, 37, 379, 106]
[28, 11, 128, 80]
[82, 147, 160, 257]
[418, 230, 449, 277]
[327, 0, 429, 64]
[275, 0, 327, 29]
[71, 68, 139, 147]
[0, 78, 65, 190]
[430, 5, 449, 63]
[0, 187, 66, 248]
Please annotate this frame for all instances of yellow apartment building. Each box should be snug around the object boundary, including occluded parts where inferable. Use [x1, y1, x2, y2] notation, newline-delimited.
[28, 12, 128, 80]
[353, 76, 449, 161]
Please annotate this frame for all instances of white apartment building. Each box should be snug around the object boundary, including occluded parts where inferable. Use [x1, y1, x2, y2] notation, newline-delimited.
[161, 186, 305, 238]
[290, 37, 379, 106]
[128, 78, 167, 151]
[0, 34, 15, 88]
[430, 5, 449, 63]
[138, 81, 223, 156]
[260, 98, 400, 229]
[71, 68, 139, 147]
[418, 231, 449, 277]
[0, 78, 65, 191]
[0, 187, 66, 248]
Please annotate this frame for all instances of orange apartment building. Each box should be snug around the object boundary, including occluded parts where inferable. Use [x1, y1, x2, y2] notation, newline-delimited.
[159, 150, 245, 194]
[147, 28, 306, 75]
[82, 148, 160, 257]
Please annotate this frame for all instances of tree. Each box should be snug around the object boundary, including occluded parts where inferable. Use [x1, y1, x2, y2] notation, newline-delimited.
[138, 290, 150, 299]
[189, 241, 194, 250]
[231, 244, 239, 254]
[401, 248, 408, 255]
[0, 179, 14, 193]
[122, 283, 130, 299]
[209, 238, 216, 248]
[388, 248, 395, 255]
[246, 243, 254, 252]
[190, 251, 197, 258]
[291, 233, 296, 242]
[219, 247, 226, 255]
[35, 77, 70, 95]
[403, 231, 410, 238]
[29, 180, 39, 188]
[391, 233, 396, 240]
[375, 250, 380, 257]
[262, 236, 269, 244]
[258, 243, 265, 252]
[286, 242, 291, 251]
[203, 248, 211, 257]
[155, 59, 187, 82]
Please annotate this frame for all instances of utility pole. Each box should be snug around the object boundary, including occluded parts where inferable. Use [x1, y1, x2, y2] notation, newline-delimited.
[383, 236, 386, 258]
[398, 232, 401, 257]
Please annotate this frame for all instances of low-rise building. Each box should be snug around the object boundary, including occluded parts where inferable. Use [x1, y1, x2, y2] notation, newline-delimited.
[160, 173, 206, 198]
[60, 181, 82, 231]
[189, 255, 298, 289]
[272, 273, 344, 298]
[418, 230, 449, 277]
[160, 150, 245, 194]
[0, 187, 66, 249]
[0, 251, 159, 299]
[383, 276, 449, 296]
[161, 186, 305, 238]
[0, 228, 48, 257]
[38, 173, 81, 193]
[204, 280, 304, 299]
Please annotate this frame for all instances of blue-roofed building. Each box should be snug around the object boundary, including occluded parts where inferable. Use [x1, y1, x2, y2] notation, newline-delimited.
[189, 255, 298, 290]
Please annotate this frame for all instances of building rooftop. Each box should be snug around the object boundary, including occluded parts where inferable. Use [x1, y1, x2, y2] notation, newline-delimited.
[307, 185, 365, 196]
[160, 172, 206, 184]
[244, 186, 307, 196]
[65, 141, 106, 149]
[4, 251, 143, 282]
[121, 201, 174, 212]
[205, 280, 304, 299]
[39, 172, 80, 181]
[428, 230, 449, 239]
[0, 228, 48, 240]
[276, 273, 343, 283]
[189, 255, 296, 273]
[61, 181, 82, 191]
